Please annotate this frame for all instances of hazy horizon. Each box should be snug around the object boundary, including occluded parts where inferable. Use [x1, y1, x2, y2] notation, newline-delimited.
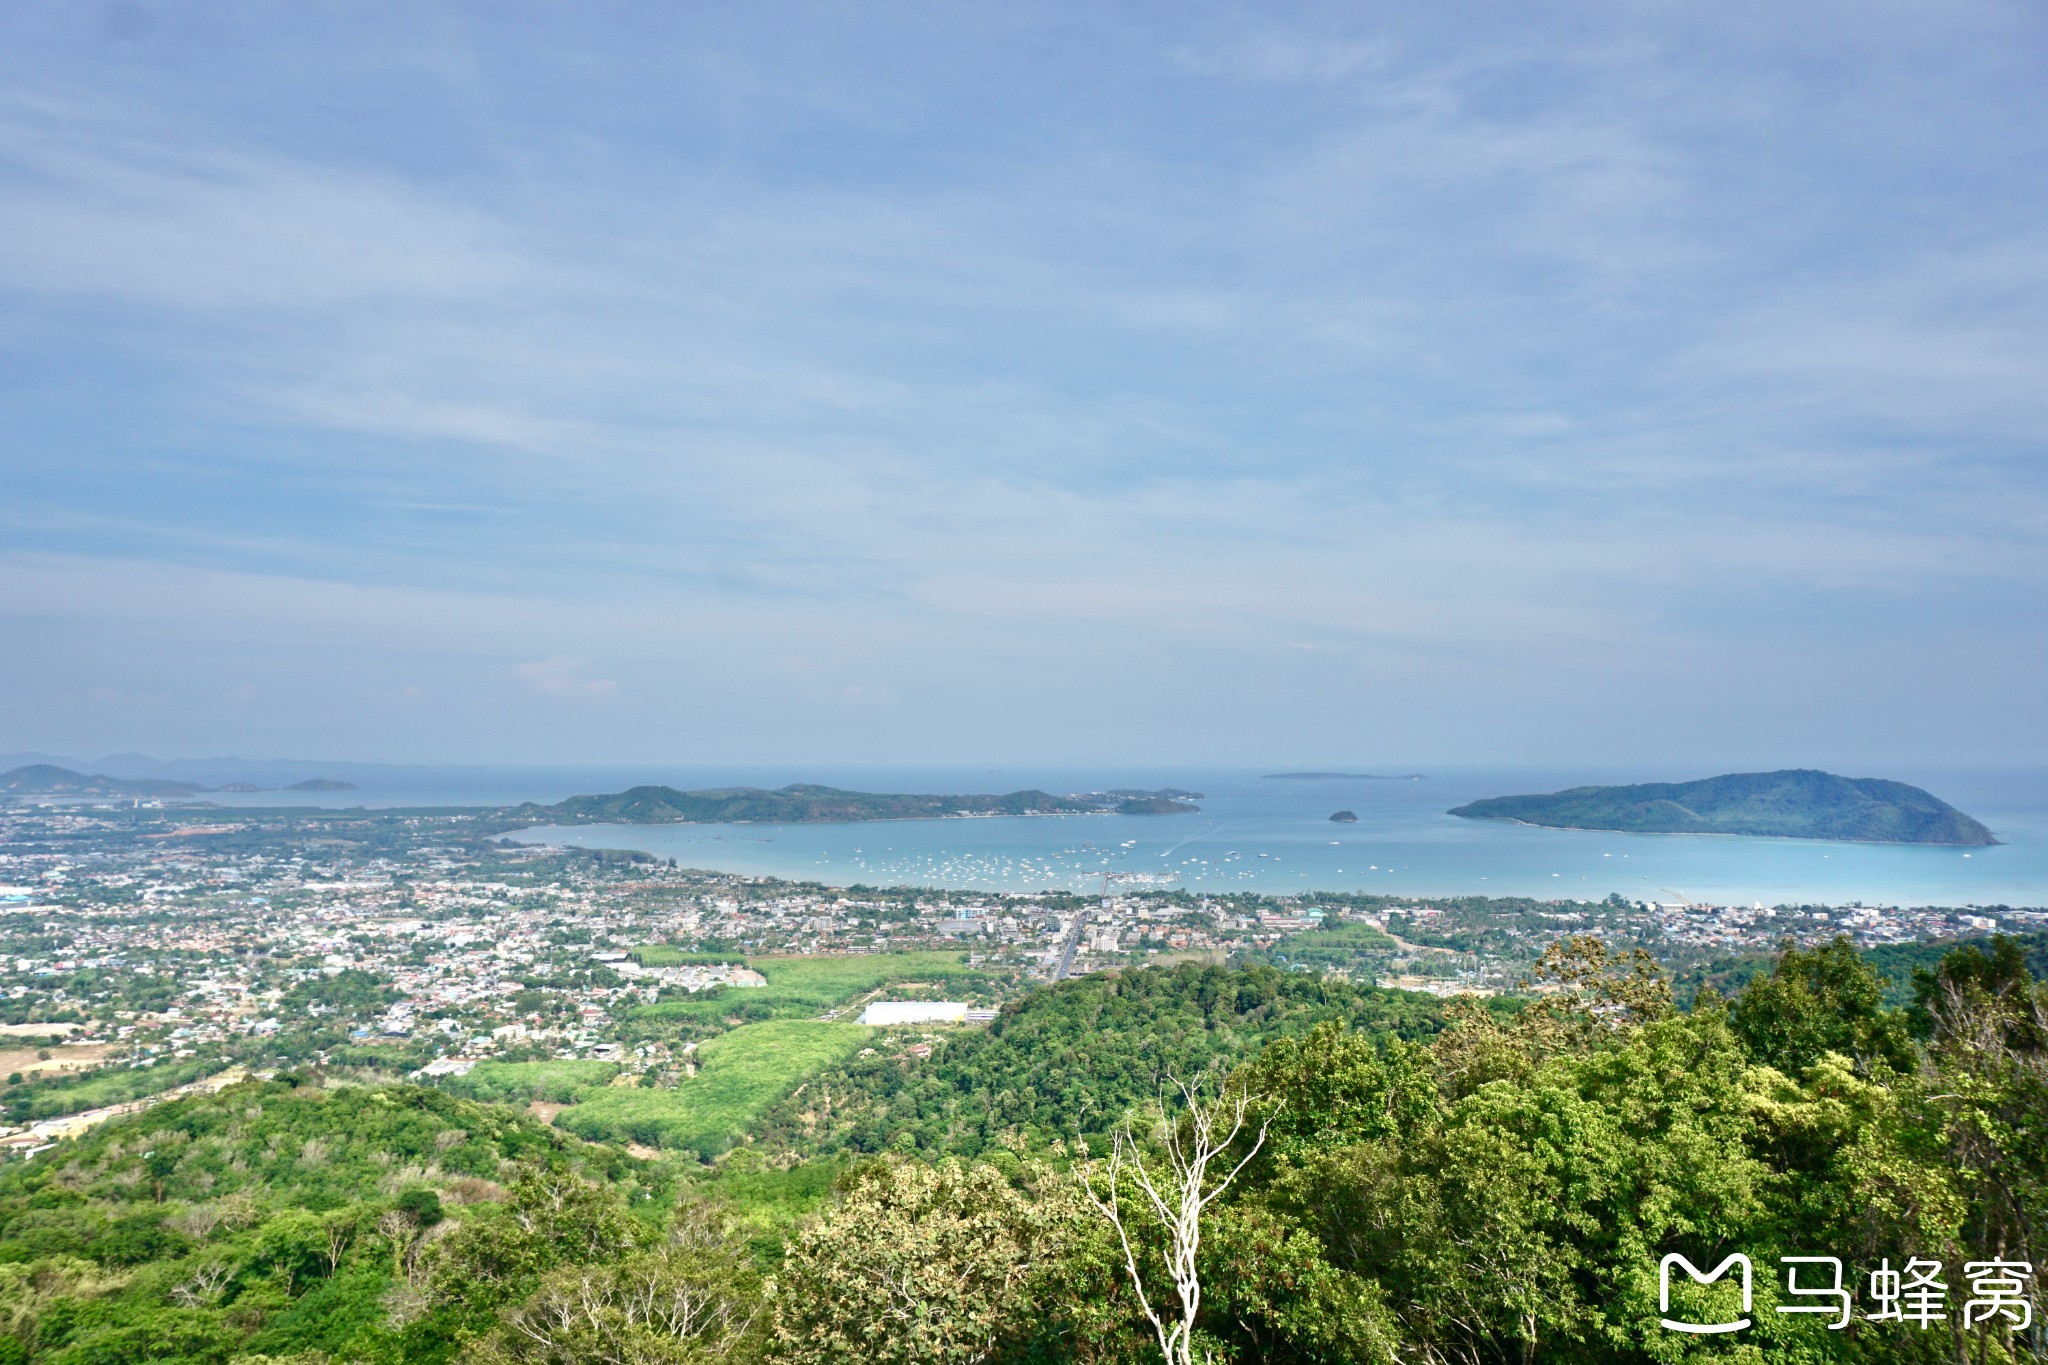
[5, 2, 2045, 767]
[10, 750, 2048, 807]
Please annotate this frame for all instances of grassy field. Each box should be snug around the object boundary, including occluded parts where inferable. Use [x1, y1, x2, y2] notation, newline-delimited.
[439, 1058, 620, 1104]
[630, 949, 985, 1023]
[752, 951, 985, 1010]
[553, 1021, 872, 1156]
[629, 945, 746, 967]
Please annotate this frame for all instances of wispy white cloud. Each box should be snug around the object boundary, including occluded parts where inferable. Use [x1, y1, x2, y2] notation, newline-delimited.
[514, 656, 619, 702]
[0, 94, 526, 311]
[0, 2, 2043, 762]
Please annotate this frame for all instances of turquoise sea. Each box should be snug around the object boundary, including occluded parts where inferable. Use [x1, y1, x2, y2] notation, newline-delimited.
[319, 764, 2048, 909]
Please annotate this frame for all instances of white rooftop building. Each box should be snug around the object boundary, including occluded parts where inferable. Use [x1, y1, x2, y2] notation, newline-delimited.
[860, 1000, 970, 1026]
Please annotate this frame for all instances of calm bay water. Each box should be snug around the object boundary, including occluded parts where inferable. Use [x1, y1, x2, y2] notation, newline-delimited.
[336, 764, 2048, 909]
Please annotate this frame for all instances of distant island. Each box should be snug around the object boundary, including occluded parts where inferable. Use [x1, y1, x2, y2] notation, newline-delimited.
[1447, 769, 1997, 846]
[1264, 772, 1425, 780]
[1112, 796, 1202, 815]
[204, 777, 357, 794]
[1329, 810, 1359, 822]
[525, 782, 1199, 825]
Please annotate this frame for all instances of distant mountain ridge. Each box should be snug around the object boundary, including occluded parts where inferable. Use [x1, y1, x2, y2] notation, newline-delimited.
[0, 752, 449, 784]
[0, 764, 203, 798]
[1447, 769, 1997, 846]
[526, 782, 1199, 824]
[0, 764, 356, 798]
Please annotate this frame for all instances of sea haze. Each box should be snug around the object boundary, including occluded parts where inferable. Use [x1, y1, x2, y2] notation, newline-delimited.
[228, 763, 2048, 910]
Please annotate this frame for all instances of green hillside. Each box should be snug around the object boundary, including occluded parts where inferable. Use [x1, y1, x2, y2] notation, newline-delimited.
[0, 1080, 651, 1365]
[1448, 768, 1997, 844]
[439, 1058, 621, 1105]
[2, 941, 2044, 1364]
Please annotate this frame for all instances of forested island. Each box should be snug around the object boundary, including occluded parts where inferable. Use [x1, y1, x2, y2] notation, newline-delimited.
[526, 782, 1199, 824]
[1449, 768, 1998, 845]
[1106, 795, 1201, 814]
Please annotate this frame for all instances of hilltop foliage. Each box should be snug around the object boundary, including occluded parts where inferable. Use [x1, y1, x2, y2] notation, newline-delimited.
[0, 1079, 653, 1364]
[755, 935, 2047, 1363]
[0, 939, 2042, 1364]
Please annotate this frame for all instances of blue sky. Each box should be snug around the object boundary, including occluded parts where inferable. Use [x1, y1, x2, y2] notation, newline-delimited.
[2, 1, 2045, 767]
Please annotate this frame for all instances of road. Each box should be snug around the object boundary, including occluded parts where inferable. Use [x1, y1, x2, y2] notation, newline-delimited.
[1052, 910, 1090, 981]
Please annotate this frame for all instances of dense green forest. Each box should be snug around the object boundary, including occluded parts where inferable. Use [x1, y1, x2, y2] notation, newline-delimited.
[1449, 770, 1998, 845]
[749, 963, 1465, 1157]
[1, 937, 2041, 1363]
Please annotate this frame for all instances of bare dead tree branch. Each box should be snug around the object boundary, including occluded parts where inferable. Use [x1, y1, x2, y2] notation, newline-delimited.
[1078, 1076, 1267, 1365]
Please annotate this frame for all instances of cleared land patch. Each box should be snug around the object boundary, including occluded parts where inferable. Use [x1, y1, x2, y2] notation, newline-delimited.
[630, 949, 985, 1022]
[3, 1055, 218, 1123]
[553, 1020, 872, 1156]
[0, 1042, 110, 1080]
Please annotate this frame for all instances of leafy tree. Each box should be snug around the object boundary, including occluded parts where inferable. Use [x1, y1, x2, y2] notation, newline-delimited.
[396, 1188, 446, 1229]
[1731, 935, 1915, 1074]
[463, 1243, 764, 1365]
[426, 1165, 650, 1317]
[1908, 934, 2048, 1361]
[771, 1158, 1082, 1365]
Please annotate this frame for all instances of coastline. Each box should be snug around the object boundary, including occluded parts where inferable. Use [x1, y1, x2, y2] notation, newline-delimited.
[1469, 815, 2001, 848]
